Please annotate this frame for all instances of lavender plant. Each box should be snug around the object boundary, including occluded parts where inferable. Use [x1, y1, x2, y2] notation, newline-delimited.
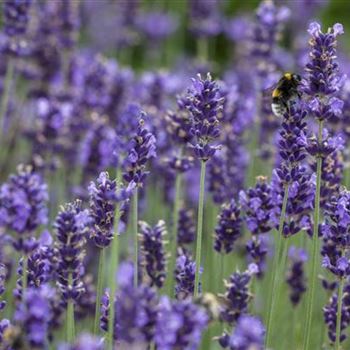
[186, 72, 223, 296]
[302, 22, 344, 350]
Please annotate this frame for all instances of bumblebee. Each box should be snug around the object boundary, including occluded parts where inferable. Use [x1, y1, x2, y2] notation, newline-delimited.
[271, 73, 302, 117]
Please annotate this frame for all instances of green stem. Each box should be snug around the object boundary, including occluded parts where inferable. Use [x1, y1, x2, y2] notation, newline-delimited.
[133, 188, 139, 287]
[335, 277, 345, 350]
[194, 161, 207, 297]
[0, 60, 14, 134]
[22, 255, 28, 293]
[107, 169, 122, 350]
[166, 172, 182, 296]
[265, 184, 289, 348]
[303, 120, 323, 350]
[94, 248, 105, 334]
[197, 38, 209, 62]
[66, 274, 75, 342]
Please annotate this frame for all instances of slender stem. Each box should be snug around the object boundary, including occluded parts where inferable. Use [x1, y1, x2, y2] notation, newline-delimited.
[197, 38, 209, 62]
[166, 172, 182, 296]
[335, 277, 345, 350]
[0, 60, 14, 135]
[194, 161, 207, 297]
[107, 168, 122, 350]
[94, 248, 105, 334]
[133, 188, 139, 287]
[66, 274, 75, 342]
[22, 255, 28, 293]
[265, 184, 289, 348]
[303, 120, 323, 350]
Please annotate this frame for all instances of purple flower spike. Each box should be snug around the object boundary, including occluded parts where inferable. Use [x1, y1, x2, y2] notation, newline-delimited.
[286, 246, 308, 306]
[214, 199, 242, 254]
[321, 190, 350, 279]
[228, 315, 265, 350]
[123, 117, 157, 186]
[251, 0, 290, 86]
[139, 220, 167, 288]
[154, 296, 209, 350]
[219, 267, 256, 324]
[186, 73, 224, 162]
[14, 284, 54, 348]
[239, 177, 274, 235]
[88, 172, 117, 248]
[177, 208, 196, 247]
[304, 21, 344, 97]
[324, 287, 350, 344]
[175, 253, 197, 300]
[102, 262, 158, 344]
[189, 0, 222, 38]
[55, 201, 90, 302]
[0, 165, 48, 252]
[3, 0, 32, 37]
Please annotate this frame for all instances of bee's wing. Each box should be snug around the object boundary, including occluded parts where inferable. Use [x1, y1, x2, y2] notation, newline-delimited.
[261, 82, 277, 99]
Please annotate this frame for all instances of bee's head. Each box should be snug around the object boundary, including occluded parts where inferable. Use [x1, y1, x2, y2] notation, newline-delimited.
[284, 73, 301, 83]
[292, 74, 302, 82]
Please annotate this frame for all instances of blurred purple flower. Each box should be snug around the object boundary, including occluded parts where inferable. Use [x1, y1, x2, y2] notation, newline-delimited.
[154, 296, 209, 350]
[139, 220, 167, 288]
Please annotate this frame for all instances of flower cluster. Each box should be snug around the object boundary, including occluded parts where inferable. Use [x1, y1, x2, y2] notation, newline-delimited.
[3, 0, 32, 37]
[189, 0, 221, 38]
[55, 201, 90, 301]
[14, 237, 55, 301]
[154, 296, 209, 350]
[321, 190, 350, 278]
[214, 199, 242, 254]
[324, 286, 350, 344]
[239, 177, 274, 235]
[304, 22, 344, 99]
[219, 266, 255, 325]
[177, 208, 196, 247]
[88, 172, 117, 248]
[14, 284, 54, 348]
[139, 220, 167, 288]
[286, 246, 308, 306]
[223, 315, 265, 350]
[101, 262, 158, 344]
[271, 168, 315, 237]
[175, 253, 197, 300]
[250, 0, 290, 87]
[186, 73, 224, 161]
[0, 165, 48, 252]
[123, 118, 157, 186]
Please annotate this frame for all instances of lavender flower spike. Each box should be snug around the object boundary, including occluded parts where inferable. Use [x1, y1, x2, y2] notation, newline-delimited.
[186, 73, 224, 162]
[0, 165, 48, 252]
[123, 117, 157, 186]
[228, 315, 265, 350]
[3, 0, 32, 38]
[101, 262, 158, 344]
[219, 265, 256, 325]
[14, 284, 54, 348]
[304, 22, 344, 98]
[154, 296, 209, 350]
[286, 246, 308, 306]
[88, 172, 117, 248]
[139, 220, 167, 288]
[214, 199, 242, 254]
[175, 253, 198, 300]
[55, 201, 90, 302]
